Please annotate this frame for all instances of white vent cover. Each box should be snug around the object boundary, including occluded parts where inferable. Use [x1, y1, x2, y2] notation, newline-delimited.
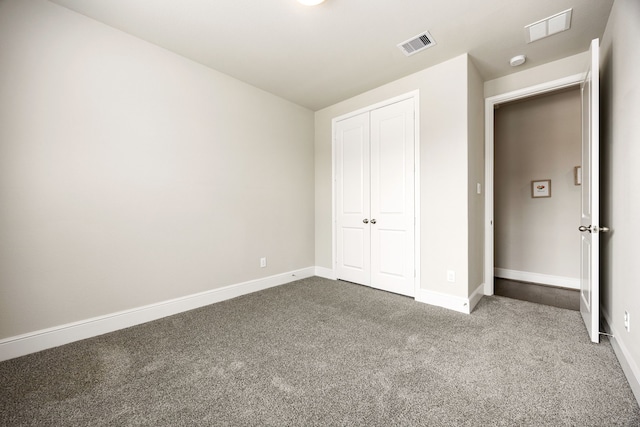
[525, 8, 572, 43]
[398, 30, 436, 56]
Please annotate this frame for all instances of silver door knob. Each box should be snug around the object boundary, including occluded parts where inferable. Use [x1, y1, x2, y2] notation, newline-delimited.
[595, 226, 610, 233]
[363, 219, 369, 224]
[578, 225, 592, 233]
[370, 219, 377, 224]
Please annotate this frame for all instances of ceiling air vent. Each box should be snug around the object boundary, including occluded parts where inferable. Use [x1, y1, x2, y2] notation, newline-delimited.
[398, 30, 436, 56]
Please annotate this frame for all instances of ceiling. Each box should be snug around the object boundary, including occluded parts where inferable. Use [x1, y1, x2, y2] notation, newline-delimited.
[48, 0, 613, 111]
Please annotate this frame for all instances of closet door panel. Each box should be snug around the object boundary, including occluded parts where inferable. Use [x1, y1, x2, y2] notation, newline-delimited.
[377, 229, 406, 276]
[335, 113, 371, 285]
[370, 99, 415, 296]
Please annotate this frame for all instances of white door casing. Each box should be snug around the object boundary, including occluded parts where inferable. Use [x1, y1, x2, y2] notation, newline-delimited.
[334, 94, 417, 298]
[579, 38, 601, 344]
[484, 75, 585, 296]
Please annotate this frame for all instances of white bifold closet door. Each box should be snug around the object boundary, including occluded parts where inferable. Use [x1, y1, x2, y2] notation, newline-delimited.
[335, 98, 415, 297]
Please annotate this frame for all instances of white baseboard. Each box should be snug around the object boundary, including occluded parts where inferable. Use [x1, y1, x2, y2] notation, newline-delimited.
[415, 288, 475, 314]
[469, 283, 484, 312]
[317, 268, 484, 315]
[494, 268, 580, 289]
[314, 266, 337, 280]
[601, 308, 640, 406]
[0, 267, 315, 362]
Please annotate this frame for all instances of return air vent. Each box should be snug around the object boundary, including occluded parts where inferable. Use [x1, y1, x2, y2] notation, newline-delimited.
[398, 30, 436, 56]
[525, 8, 572, 43]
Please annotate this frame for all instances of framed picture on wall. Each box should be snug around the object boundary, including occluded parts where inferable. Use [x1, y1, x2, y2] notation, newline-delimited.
[531, 179, 551, 198]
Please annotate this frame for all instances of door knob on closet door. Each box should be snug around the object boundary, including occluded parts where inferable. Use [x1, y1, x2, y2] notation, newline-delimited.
[370, 219, 377, 224]
[363, 219, 369, 224]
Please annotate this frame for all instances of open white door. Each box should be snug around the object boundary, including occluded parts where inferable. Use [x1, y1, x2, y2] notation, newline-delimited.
[579, 38, 606, 343]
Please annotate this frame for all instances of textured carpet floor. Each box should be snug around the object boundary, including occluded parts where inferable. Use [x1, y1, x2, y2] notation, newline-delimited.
[1, 276, 639, 426]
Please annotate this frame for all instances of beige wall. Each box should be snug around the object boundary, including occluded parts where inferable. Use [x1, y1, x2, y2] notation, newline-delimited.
[0, 0, 315, 339]
[484, 52, 588, 98]
[315, 54, 481, 299]
[600, 0, 640, 401]
[467, 57, 485, 295]
[494, 88, 582, 280]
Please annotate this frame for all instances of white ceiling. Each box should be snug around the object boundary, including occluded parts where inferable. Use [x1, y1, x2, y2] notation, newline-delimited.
[49, 0, 613, 111]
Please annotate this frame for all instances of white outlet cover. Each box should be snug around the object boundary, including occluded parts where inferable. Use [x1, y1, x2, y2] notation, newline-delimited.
[446, 270, 455, 282]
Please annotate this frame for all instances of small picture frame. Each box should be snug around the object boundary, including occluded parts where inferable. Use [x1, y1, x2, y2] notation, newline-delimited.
[531, 179, 551, 198]
[574, 166, 582, 185]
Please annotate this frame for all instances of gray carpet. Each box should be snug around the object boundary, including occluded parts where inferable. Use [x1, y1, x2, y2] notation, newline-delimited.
[1, 276, 639, 426]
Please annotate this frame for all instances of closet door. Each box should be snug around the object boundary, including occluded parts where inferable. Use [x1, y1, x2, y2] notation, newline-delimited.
[370, 99, 415, 296]
[335, 112, 371, 286]
[335, 98, 415, 297]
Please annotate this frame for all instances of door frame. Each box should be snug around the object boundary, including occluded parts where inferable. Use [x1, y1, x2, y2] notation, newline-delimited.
[332, 90, 421, 297]
[484, 75, 583, 295]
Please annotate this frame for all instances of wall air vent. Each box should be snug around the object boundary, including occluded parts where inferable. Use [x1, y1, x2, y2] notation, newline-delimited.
[398, 30, 436, 56]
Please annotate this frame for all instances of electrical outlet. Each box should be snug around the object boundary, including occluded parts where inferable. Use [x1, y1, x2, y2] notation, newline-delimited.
[624, 311, 630, 332]
[260, 257, 267, 268]
[446, 270, 456, 283]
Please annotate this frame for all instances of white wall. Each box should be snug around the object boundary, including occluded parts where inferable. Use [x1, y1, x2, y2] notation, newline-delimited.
[315, 54, 481, 304]
[494, 88, 582, 283]
[0, 0, 315, 339]
[600, 0, 640, 403]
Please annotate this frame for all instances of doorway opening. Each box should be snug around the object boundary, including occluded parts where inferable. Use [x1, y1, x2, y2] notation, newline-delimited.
[484, 74, 584, 303]
[492, 87, 582, 310]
